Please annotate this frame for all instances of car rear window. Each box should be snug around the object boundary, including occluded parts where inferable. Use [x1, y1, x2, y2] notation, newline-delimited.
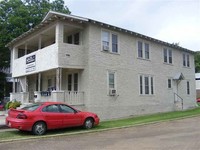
[21, 103, 41, 111]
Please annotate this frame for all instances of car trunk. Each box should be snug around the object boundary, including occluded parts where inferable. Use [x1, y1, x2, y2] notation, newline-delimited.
[8, 109, 25, 118]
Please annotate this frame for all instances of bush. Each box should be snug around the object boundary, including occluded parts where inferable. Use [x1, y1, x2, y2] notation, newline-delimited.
[5, 100, 21, 109]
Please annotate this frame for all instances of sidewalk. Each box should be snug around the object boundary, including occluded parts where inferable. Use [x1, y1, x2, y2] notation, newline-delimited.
[0, 111, 7, 128]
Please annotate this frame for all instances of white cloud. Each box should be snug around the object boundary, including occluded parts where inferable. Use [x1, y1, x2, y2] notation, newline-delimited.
[66, 0, 200, 51]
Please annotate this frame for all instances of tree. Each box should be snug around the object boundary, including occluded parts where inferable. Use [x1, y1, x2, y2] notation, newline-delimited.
[0, 0, 70, 100]
[195, 51, 200, 73]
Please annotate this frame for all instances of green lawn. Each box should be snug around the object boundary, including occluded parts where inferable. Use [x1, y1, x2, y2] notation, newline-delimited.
[1, 106, 200, 142]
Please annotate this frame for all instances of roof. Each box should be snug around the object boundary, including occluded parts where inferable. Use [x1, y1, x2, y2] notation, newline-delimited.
[173, 73, 185, 80]
[6, 11, 195, 54]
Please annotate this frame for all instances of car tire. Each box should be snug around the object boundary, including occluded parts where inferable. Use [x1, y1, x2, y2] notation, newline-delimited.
[32, 121, 47, 135]
[83, 118, 94, 129]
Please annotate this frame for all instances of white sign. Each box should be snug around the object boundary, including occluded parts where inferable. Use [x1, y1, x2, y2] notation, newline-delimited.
[26, 55, 36, 72]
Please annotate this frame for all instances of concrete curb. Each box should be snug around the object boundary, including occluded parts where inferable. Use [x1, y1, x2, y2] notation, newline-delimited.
[0, 114, 200, 143]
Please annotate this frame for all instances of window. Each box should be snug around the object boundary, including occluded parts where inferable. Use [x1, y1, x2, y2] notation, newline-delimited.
[137, 41, 150, 60]
[138, 41, 143, 58]
[112, 34, 118, 53]
[145, 43, 150, 59]
[42, 104, 60, 113]
[144, 77, 149, 94]
[163, 48, 172, 64]
[74, 33, 80, 45]
[60, 104, 75, 113]
[67, 73, 79, 91]
[168, 78, 172, 89]
[102, 30, 118, 53]
[139, 75, 154, 95]
[109, 72, 115, 89]
[187, 81, 190, 95]
[183, 53, 190, 67]
[66, 32, 80, 45]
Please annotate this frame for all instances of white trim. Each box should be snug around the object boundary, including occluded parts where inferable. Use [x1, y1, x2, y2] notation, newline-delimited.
[43, 11, 89, 22]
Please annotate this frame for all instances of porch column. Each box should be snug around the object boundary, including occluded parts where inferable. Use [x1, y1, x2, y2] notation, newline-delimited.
[55, 22, 63, 45]
[56, 68, 62, 91]
[23, 76, 28, 92]
[38, 73, 41, 91]
[12, 78, 16, 93]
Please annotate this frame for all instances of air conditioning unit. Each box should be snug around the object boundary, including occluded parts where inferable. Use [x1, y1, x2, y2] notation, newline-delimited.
[109, 88, 116, 96]
[103, 45, 109, 51]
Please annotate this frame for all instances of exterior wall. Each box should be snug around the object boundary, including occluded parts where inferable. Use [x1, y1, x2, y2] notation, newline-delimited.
[86, 24, 196, 120]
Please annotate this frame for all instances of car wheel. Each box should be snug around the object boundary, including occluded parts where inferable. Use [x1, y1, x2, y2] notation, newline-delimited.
[84, 118, 94, 129]
[32, 121, 47, 135]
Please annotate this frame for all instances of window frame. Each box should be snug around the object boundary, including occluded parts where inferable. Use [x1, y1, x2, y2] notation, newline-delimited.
[139, 75, 154, 95]
[163, 48, 173, 64]
[183, 53, 190, 67]
[107, 70, 117, 94]
[102, 30, 119, 54]
[168, 78, 172, 89]
[65, 32, 81, 45]
[137, 41, 150, 60]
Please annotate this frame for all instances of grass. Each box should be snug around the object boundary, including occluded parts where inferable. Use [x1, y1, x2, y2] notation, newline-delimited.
[1, 106, 200, 142]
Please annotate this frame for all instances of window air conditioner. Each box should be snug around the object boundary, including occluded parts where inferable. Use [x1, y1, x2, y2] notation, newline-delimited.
[109, 89, 116, 96]
[103, 45, 109, 51]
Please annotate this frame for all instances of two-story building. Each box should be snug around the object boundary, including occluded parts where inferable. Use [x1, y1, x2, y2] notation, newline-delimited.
[6, 11, 197, 120]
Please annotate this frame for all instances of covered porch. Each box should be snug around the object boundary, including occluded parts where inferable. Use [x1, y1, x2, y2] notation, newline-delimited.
[10, 68, 85, 106]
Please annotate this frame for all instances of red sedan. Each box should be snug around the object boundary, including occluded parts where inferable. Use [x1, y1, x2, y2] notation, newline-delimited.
[6, 102, 100, 135]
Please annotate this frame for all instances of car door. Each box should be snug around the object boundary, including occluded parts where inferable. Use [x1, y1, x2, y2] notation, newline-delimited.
[59, 104, 82, 127]
[42, 104, 63, 129]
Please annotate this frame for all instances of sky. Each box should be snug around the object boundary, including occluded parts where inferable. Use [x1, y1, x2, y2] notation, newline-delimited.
[66, 0, 200, 51]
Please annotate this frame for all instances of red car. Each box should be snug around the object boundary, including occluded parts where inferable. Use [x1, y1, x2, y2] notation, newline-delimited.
[6, 102, 100, 135]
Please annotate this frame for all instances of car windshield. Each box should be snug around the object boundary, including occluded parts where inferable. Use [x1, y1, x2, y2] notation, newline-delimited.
[21, 103, 41, 111]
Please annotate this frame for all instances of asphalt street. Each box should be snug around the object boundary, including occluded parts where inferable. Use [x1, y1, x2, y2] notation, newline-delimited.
[0, 116, 200, 150]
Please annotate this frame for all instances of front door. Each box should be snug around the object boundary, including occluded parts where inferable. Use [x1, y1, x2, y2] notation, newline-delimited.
[67, 73, 79, 91]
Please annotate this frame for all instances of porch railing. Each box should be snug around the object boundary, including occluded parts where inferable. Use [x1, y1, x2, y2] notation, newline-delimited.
[174, 93, 183, 110]
[64, 91, 84, 105]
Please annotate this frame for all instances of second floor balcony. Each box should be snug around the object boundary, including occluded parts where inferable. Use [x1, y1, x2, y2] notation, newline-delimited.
[11, 22, 86, 77]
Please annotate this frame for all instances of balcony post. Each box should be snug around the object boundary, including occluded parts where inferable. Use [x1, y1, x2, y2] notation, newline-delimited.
[12, 77, 16, 93]
[38, 73, 41, 91]
[55, 22, 63, 45]
[56, 68, 62, 91]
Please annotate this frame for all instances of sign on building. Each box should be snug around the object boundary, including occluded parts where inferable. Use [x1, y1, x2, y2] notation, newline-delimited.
[26, 55, 36, 72]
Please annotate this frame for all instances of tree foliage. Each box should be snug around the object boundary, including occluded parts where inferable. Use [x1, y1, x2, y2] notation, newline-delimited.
[195, 51, 200, 73]
[0, 0, 70, 99]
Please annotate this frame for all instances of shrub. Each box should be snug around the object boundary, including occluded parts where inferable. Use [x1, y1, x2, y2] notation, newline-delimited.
[5, 100, 21, 109]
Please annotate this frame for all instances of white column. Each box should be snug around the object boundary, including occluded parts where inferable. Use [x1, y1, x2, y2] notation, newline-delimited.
[55, 22, 64, 45]
[38, 73, 41, 91]
[56, 68, 62, 91]
[13, 78, 16, 93]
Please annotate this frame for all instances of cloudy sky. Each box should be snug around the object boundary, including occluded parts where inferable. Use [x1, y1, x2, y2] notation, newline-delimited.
[66, 0, 200, 51]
